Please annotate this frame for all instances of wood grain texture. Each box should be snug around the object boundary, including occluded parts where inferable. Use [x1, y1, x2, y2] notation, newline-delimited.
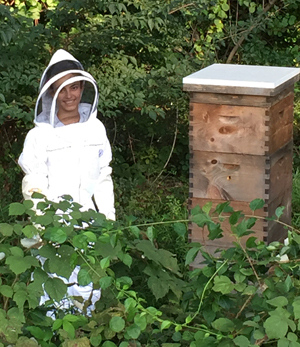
[189, 88, 294, 107]
[190, 151, 269, 201]
[190, 103, 266, 155]
[268, 93, 294, 154]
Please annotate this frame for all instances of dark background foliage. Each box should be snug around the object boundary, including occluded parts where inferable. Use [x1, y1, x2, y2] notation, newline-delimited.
[1, 0, 300, 224]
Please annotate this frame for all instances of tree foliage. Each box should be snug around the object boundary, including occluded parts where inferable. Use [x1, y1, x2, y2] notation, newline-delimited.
[1, 0, 300, 215]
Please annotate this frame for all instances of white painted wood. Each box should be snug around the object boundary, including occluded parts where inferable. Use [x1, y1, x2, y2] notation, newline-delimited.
[183, 64, 300, 90]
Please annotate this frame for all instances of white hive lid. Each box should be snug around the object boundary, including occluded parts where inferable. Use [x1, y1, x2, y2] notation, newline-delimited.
[183, 64, 300, 96]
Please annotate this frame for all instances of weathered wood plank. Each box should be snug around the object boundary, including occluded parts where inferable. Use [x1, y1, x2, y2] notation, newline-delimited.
[189, 87, 294, 107]
[190, 151, 269, 201]
[268, 94, 294, 154]
[190, 103, 266, 155]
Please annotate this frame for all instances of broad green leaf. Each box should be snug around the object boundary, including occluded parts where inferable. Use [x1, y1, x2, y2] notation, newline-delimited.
[63, 314, 82, 323]
[191, 213, 211, 227]
[229, 211, 242, 225]
[173, 223, 187, 238]
[77, 268, 92, 286]
[202, 201, 213, 214]
[148, 276, 169, 300]
[0, 223, 13, 236]
[267, 296, 288, 308]
[63, 320, 75, 339]
[26, 326, 45, 340]
[249, 199, 264, 211]
[134, 314, 147, 330]
[129, 226, 140, 238]
[125, 324, 141, 339]
[207, 222, 223, 240]
[83, 231, 97, 242]
[6, 255, 38, 275]
[90, 335, 102, 346]
[100, 257, 110, 269]
[292, 297, 300, 319]
[161, 320, 172, 330]
[9, 203, 26, 216]
[99, 276, 113, 290]
[44, 277, 67, 302]
[35, 214, 54, 226]
[125, 298, 137, 313]
[136, 240, 159, 262]
[52, 319, 63, 330]
[0, 285, 13, 298]
[233, 335, 250, 347]
[264, 315, 288, 339]
[278, 338, 290, 347]
[22, 225, 38, 238]
[109, 316, 125, 332]
[102, 342, 117, 347]
[213, 275, 234, 294]
[275, 206, 285, 219]
[185, 246, 200, 266]
[48, 228, 67, 244]
[211, 318, 235, 332]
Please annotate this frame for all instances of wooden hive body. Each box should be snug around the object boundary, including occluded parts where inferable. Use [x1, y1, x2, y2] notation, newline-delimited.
[183, 64, 300, 261]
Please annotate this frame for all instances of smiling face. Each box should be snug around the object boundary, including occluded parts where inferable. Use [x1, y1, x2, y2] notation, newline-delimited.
[52, 73, 83, 124]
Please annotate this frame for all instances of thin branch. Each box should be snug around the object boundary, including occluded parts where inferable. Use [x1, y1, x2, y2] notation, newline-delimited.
[152, 105, 179, 184]
[169, 3, 195, 15]
[226, 0, 277, 63]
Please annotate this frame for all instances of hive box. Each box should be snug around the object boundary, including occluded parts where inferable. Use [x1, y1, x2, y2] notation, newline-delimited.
[183, 64, 300, 261]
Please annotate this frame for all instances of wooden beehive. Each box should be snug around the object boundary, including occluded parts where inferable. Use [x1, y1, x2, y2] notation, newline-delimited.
[183, 64, 300, 260]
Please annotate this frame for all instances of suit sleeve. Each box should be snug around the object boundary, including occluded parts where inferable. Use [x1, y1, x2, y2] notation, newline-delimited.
[18, 128, 49, 201]
[93, 129, 115, 221]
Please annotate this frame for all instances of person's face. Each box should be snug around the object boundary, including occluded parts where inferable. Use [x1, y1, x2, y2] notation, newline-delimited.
[52, 74, 82, 114]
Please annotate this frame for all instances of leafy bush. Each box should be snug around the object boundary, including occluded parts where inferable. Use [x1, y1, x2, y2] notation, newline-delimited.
[1, 197, 300, 346]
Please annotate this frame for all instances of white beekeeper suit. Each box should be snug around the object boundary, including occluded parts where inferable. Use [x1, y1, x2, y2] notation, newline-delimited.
[18, 49, 115, 314]
[18, 49, 115, 220]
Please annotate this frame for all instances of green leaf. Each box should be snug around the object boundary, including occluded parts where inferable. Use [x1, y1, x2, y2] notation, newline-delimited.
[9, 203, 26, 216]
[264, 315, 288, 339]
[233, 335, 250, 347]
[63, 320, 75, 339]
[90, 335, 102, 346]
[6, 255, 38, 275]
[44, 277, 67, 302]
[0, 285, 13, 298]
[267, 296, 288, 307]
[191, 213, 211, 227]
[77, 268, 92, 286]
[48, 228, 67, 244]
[229, 211, 242, 225]
[110, 316, 125, 332]
[202, 201, 213, 214]
[148, 276, 169, 300]
[134, 314, 147, 330]
[0, 223, 13, 236]
[125, 324, 141, 339]
[102, 342, 117, 347]
[275, 206, 285, 219]
[173, 223, 187, 238]
[185, 246, 200, 266]
[100, 257, 110, 269]
[52, 318, 63, 330]
[161, 320, 172, 330]
[292, 297, 300, 319]
[99, 276, 113, 290]
[211, 318, 235, 332]
[249, 199, 264, 211]
[213, 275, 234, 294]
[83, 231, 97, 242]
[22, 225, 38, 238]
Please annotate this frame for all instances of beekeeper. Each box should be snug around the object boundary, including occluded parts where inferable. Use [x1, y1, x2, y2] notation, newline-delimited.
[18, 49, 115, 220]
[18, 49, 115, 314]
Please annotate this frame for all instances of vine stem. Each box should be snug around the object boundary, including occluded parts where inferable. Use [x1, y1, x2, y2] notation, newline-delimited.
[189, 259, 229, 321]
